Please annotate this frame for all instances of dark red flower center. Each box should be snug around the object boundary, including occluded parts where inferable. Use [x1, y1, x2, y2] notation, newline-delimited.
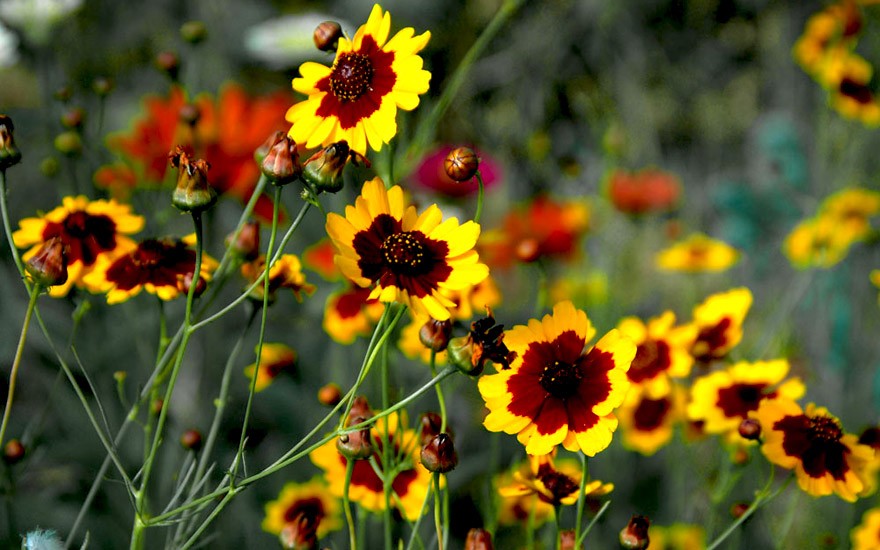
[330, 53, 375, 102]
[633, 396, 672, 431]
[808, 415, 844, 443]
[106, 238, 197, 292]
[42, 210, 118, 266]
[540, 359, 583, 398]
[283, 497, 325, 523]
[382, 232, 428, 271]
[536, 463, 579, 504]
[840, 78, 874, 105]
[693, 317, 732, 362]
[628, 339, 671, 383]
[776, 413, 849, 480]
[716, 382, 769, 419]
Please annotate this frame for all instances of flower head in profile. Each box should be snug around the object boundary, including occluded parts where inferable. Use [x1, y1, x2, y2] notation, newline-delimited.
[479, 301, 636, 456]
[244, 343, 297, 392]
[262, 477, 342, 539]
[618, 384, 686, 456]
[751, 399, 873, 502]
[13, 196, 144, 297]
[82, 236, 217, 304]
[241, 254, 316, 303]
[286, 4, 431, 155]
[326, 178, 488, 320]
[499, 451, 613, 507]
[688, 287, 752, 364]
[616, 311, 697, 398]
[655, 233, 739, 273]
[852, 507, 880, 550]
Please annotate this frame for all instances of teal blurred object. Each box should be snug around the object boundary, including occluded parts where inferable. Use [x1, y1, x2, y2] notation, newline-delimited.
[756, 116, 809, 191]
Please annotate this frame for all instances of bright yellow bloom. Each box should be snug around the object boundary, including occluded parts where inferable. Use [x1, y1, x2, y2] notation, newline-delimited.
[494, 467, 554, 528]
[479, 301, 635, 456]
[13, 195, 144, 297]
[852, 507, 880, 550]
[655, 233, 739, 273]
[498, 451, 612, 506]
[616, 311, 697, 398]
[262, 476, 342, 538]
[326, 178, 488, 320]
[784, 215, 863, 269]
[618, 384, 686, 456]
[244, 343, 296, 392]
[647, 523, 706, 550]
[820, 187, 880, 233]
[688, 287, 752, 363]
[323, 284, 385, 345]
[286, 4, 431, 155]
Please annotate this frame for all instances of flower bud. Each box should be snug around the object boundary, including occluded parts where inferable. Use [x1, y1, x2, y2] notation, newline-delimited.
[113, 371, 127, 383]
[279, 510, 320, 550]
[40, 157, 59, 177]
[261, 132, 302, 186]
[61, 107, 86, 130]
[347, 395, 372, 425]
[0, 115, 21, 170]
[179, 103, 201, 127]
[226, 221, 261, 261]
[730, 502, 749, 519]
[155, 51, 180, 80]
[169, 146, 217, 213]
[465, 528, 494, 550]
[447, 335, 479, 375]
[3, 439, 25, 465]
[337, 419, 373, 460]
[314, 21, 343, 52]
[92, 76, 115, 97]
[444, 146, 479, 182]
[25, 237, 68, 287]
[302, 141, 358, 194]
[255, 131, 281, 164]
[619, 515, 650, 550]
[180, 20, 208, 44]
[420, 433, 458, 473]
[419, 319, 453, 352]
[418, 412, 443, 446]
[559, 529, 582, 550]
[317, 383, 342, 407]
[738, 418, 761, 441]
[177, 272, 207, 297]
[54, 131, 83, 157]
[151, 398, 164, 415]
[180, 429, 203, 451]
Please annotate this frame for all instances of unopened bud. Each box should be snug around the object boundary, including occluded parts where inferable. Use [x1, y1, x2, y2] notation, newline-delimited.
[419, 319, 453, 352]
[447, 336, 479, 375]
[25, 237, 68, 287]
[179, 103, 201, 127]
[180, 429, 203, 451]
[180, 21, 208, 44]
[347, 395, 372, 425]
[560, 529, 582, 550]
[113, 371, 127, 383]
[317, 383, 342, 407]
[92, 77, 115, 97]
[444, 146, 479, 182]
[151, 398, 164, 415]
[177, 272, 207, 297]
[464, 528, 494, 550]
[420, 433, 458, 473]
[314, 21, 343, 52]
[738, 418, 761, 441]
[226, 221, 261, 261]
[337, 419, 373, 460]
[619, 515, 650, 549]
[60, 107, 85, 130]
[261, 132, 302, 186]
[40, 157, 59, 177]
[730, 502, 749, 519]
[418, 412, 443, 445]
[155, 51, 180, 80]
[302, 141, 360, 194]
[279, 510, 320, 550]
[3, 439, 25, 464]
[54, 131, 83, 157]
[255, 131, 281, 164]
[0, 115, 21, 170]
[169, 146, 216, 213]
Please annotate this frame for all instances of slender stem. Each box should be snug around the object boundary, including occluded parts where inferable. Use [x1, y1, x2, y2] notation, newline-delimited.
[381, 334, 393, 550]
[574, 452, 588, 545]
[553, 505, 562, 550]
[338, 305, 394, 431]
[433, 473, 443, 550]
[474, 171, 485, 224]
[0, 283, 41, 450]
[0, 169, 26, 275]
[706, 470, 792, 550]
[344, 458, 358, 550]
[212, 175, 268, 281]
[576, 500, 610, 548]
[405, 479, 434, 550]
[429, 351, 448, 433]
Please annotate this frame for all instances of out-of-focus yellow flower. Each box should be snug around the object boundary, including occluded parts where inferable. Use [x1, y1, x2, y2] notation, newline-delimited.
[618, 384, 686, 456]
[688, 287, 752, 364]
[244, 343, 296, 392]
[852, 507, 880, 550]
[549, 269, 608, 307]
[655, 233, 739, 273]
[784, 216, 863, 269]
[262, 476, 342, 538]
[647, 523, 706, 550]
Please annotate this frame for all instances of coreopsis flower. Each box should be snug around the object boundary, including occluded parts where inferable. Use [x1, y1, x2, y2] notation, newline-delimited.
[480, 195, 590, 268]
[852, 507, 880, 550]
[831, 68, 880, 126]
[498, 451, 613, 506]
[13, 196, 144, 297]
[478, 301, 636, 456]
[322, 284, 384, 344]
[616, 311, 697, 398]
[326, 178, 488, 320]
[783, 216, 863, 269]
[688, 287, 752, 364]
[413, 146, 501, 198]
[606, 167, 681, 215]
[655, 233, 740, 273]
[819, 187, 880, 234]
[618, 384, 686, 456]
[286, 4, 431, 155]
[97, 85, 290, 220]
[303, 238, 340, 281]
[244, 343, 297, 392]
[857, 426, 880, 496]
[687, 359, 805, 441]
[262, 477, 342, 539]
[82, 236, 217, 304]
[309, 412, 432, 521]
[494, 467, 554, 528]
[751, 399, 873, 502]
[241, 254, 316, 303]
[646, 523, 706, 550]
[793, 5, 861, 80]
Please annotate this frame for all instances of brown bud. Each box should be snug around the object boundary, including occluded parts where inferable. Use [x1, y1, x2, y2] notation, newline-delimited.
[279, 510, 320, 550]
[302, 140, 368, 194]
[169, 146, 216, 213]
[418, 412, 443, 446]
[0, 115, 21, 170]
[317, 383, 342, 407]
[92, 76, 115, 97]
[419, 319, 453, 352]
[738, 418, 761, 441]
[177, 272, 207, 298]
[155, 51, 180, 80]
[255, 131, 282, 164]
[314, 21, 343, 52]
[25, 236, 68, 287]
[730, 502, 750, 519]
[515, 238, 541, 263]
[180, 429, 203, 451]
[54, 131, 83, 156]
[179, 103, 201, 127]
[261, 132, 302, 186]
[180, 20, 208, 44]
[464, 528, 494, 550]
[560, 529, 582, 550]
[420, 433, 458, 473]
[3, 439, 25, 464]
[226, 221, 261, 261]
[444, 146, 479, 182]
[151, 398, 164, 415]
[337, 419, 373, 460]
[60, 107, 86, 130]
[347, 395, 372, 425]
[619, 515, 650, 549]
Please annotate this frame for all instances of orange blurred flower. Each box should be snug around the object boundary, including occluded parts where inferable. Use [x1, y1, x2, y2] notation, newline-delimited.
[606, 167, 681, 215]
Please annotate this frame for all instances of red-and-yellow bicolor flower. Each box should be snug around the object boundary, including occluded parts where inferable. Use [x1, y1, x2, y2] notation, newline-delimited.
[244, 343, 297, 392]
[326, 178, 488, 320]
[689, 287, 752, 363]
[286, 4, 430, 155]
[262, 476, 342, 538]
[498, 451, 612, 507]
[616, 311, 696, 398]
[618, 384, 686, 456]
[478, 301, 635, 456]
[323, 284, 385, 345]
[655, 233, 740, 273]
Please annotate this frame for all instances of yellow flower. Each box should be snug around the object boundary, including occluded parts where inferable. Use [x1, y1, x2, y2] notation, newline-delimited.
[494, 467, 553, 528]
[751, 399, 873, 502]
[688, 287, 752, 363]
[783, 215, 863, 269]
[616, 311, 697, 398]
[262, 476, 342, 538]
[244, 343, 296, 392]
[326, 178, 488, 320]
[478, 301, 636, 456]
[323, 284, 385, 345]
[498, 451, 612, 506]
[13, 195, 144, 297]
[687, 359, 805, 440]
[655, 233, 739, 273]
[241, 254, 316, 303]
[852, 507, 880, 550]
[647, 523, 706, 550]
[819, 187, 880, 234]
[618, 384, 686, 456]
[286, 4, 431, 155]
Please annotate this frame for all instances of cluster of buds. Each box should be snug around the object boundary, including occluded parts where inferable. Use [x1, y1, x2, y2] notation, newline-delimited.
[0, 114, 22, 170]
[337, 396, 373, 461]
[169, 146, 216, 213]
[619, 515, 650, 549]
[25, 237, 68, 287]
[302, 140, 369, 194]
[447, 308, 516, 376]
[260, 131, 302, 186]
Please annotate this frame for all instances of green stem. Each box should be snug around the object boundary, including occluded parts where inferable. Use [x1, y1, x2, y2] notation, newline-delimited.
[553, 505, 562, 550]
[433, 473, 443, 550]
[429, 351, 448, 433]
[706, 470, 792, 550]
[576, 500, 610, 548]
[573, 452, 588, 545]
[381, 334, 393, 550]
[344, 458, 358, 550]
[0, 283, 41, 450]
[0, 169, 26, 276]
[405, 479, 434, 550]
[474, 171, 485, 224]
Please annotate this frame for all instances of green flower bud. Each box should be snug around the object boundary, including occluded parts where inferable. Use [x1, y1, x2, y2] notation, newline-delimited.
[169, 146, 217, 213]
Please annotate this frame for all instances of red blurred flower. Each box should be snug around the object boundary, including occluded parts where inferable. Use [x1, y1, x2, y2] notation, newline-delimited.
[97, 84, 292, 221]
[606, 167, 681, 215]
[413, 146, 500, 198]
